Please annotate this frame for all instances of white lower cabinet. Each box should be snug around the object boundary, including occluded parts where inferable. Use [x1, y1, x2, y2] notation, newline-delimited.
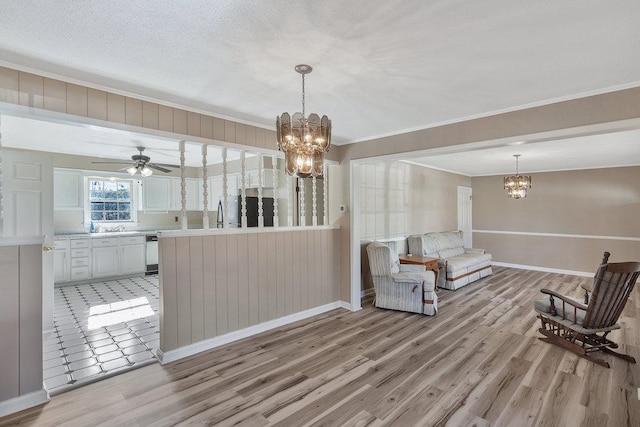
[119, 236, 146, 275]
[54, 239, 70, 282]
[92, 241, 119, 278]
[55, 234, 147, 283]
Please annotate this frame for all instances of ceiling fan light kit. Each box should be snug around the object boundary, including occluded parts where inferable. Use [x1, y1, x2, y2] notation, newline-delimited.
[92, 146, 179, 176]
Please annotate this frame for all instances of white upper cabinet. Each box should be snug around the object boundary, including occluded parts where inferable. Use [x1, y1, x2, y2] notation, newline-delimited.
[141, 177, 172, 211]
[171, 177, 199, 211]
[54, 169, 84, 210]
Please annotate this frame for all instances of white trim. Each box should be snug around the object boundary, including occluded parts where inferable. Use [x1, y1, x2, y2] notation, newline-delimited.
[338, 301, 353, 311]
[339, 82, 640, 145]
[493, 261, 593, 278]
[0, 389, 49, 418]
[0, 236, 45, 246]
[400, 159, 472, 177]
[474, 229, 640, 242]
[157, 301, 351, 364]
[349, 160, 362, 311]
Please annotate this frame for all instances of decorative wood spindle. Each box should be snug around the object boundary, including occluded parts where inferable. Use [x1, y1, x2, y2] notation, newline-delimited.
[179, 140, 187, 231]
[201, 144, 209, 229]
[299, 178, 306, 226]
[241, 150, 247, 228]
[257, 153, 264, 227]
[323, 164, 328, 226]
[312, 175, 318, 226]
[272, 155, 279, 227]
[222, 147, 229, 228]
[287, 174, 293, 227]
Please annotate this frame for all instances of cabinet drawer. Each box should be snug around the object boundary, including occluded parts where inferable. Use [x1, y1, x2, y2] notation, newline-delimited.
[70, 239, 91, 249]
[71, 248, 90, 258]
[54, 239, 70, 250]
[70, 266, 90, 280]
[119, 236, 145, 245]
[92, 238, 118, 247]
[71, 257, 89, 268]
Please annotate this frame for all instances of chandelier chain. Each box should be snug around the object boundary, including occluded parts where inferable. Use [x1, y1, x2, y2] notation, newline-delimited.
[301, 73, 306, 118]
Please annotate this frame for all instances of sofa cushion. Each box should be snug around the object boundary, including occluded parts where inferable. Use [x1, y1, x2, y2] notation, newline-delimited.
[445, 253, 492, 272]
[439, 247, 465, 258]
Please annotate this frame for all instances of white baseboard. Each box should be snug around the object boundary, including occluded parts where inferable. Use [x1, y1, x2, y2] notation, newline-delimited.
[0, 389, 49, 418]
[157, 301, 351, 365]
[492, 262, 593, 277]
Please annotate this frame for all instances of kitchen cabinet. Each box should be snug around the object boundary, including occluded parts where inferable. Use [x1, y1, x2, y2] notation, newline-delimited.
[141, 177, 172, 211]
[54, 169, 84, 210]
[54, 239, 70, 282]
[119, 236, 146, 275]
[69, 239, 91, 281]
[91, 237, 119, 278]
[171, 177, 199, 211]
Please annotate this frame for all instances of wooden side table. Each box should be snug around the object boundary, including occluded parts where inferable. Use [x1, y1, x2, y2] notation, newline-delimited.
[398, 255, 440, 290]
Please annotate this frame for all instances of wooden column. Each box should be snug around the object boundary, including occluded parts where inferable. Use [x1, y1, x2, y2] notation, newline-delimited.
[179, 140, 187, 231]
[201, 145, 209, 230]
[222, 147, 229, 228]
[312, 176, 318, 226]
[272, 155, 279, 227]
[240, 150, 247, 228]
[287, 174, 293, 227]
[323, 164, 328, 226]
[299, 178, 306, 226]
[257, 154, 264, 228]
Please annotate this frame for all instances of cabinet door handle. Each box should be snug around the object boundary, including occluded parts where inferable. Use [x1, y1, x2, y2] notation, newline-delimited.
[43, 246, 53, 252]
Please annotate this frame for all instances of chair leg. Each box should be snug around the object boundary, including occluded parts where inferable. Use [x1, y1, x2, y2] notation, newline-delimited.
[538, 329, 611, 368]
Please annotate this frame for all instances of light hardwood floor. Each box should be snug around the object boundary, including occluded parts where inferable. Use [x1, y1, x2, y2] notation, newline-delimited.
[2, 267, 639, 426]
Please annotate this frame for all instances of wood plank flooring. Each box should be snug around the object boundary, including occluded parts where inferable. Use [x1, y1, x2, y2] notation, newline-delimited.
[2, 266, 639, 426]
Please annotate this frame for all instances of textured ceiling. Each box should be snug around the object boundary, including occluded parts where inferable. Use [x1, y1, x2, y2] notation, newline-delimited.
[1, 1, 639, 144]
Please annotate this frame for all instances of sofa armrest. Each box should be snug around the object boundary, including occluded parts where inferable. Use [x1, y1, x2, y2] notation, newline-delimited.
[399, 264, 426, 273]
[392, 272, 424, 284]
[465, 248, 486, 255]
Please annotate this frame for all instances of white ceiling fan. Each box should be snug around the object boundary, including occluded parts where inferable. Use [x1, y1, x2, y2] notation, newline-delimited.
[92, 146, 179, 176]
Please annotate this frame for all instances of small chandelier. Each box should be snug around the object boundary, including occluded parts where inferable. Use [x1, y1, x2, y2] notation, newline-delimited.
[504, 154, 531, 199]
[276, 64, 331, 178]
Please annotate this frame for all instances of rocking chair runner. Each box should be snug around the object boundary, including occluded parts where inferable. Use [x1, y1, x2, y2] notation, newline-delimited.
[534, 254, 640, 368]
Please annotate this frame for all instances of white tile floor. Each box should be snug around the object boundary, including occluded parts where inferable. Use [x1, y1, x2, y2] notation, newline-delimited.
[43, 276, 159, 395]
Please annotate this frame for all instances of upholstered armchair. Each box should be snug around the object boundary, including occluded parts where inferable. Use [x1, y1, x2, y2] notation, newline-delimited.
[366, 242, 437, 315]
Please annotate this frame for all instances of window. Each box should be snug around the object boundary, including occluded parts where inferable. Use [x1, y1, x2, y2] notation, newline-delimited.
[89, 178, 133, 221]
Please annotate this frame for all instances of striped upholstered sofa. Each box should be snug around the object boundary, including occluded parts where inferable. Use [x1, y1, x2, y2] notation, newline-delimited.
[366, 242, 438, 315]
[407, 231, 492, 290]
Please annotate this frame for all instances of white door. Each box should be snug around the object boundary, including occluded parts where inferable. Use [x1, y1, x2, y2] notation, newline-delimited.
[92, 246, 119, 278]
[457, 186, 473, 248]
[2, 148, 55, 330]
[120, 244, 145, 275]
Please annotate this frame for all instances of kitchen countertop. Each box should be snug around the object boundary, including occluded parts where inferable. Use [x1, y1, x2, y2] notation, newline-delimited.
[54, 231, 156, 238]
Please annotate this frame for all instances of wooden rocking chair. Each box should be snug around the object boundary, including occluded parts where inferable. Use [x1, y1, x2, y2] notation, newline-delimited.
[534, 253, 640, 368]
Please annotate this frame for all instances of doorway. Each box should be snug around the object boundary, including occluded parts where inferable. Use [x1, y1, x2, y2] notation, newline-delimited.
[457, 186, 472, 248]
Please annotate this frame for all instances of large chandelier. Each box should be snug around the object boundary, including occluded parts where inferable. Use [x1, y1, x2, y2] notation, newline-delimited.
[504, 154, 531, 199]
[276, 64, 331, 178]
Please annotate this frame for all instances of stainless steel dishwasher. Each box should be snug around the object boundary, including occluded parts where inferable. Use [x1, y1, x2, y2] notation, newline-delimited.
[145, 234, 158, 275]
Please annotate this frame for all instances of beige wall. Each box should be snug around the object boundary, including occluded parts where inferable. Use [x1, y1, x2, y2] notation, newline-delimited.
[358, 161, 470, 290]
[0, 242, 45, 410]
[158, 228, 341, 353]
[472, 166, 640, 272]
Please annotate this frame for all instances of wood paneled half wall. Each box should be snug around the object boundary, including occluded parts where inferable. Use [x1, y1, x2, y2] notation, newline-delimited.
[157, 227, 341, 362]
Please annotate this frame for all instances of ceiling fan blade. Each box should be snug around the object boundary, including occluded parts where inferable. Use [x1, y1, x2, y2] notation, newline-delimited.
[149, 162, 180, 168]
[91, 161, 133, 165]
[147, 164, 172, 173]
